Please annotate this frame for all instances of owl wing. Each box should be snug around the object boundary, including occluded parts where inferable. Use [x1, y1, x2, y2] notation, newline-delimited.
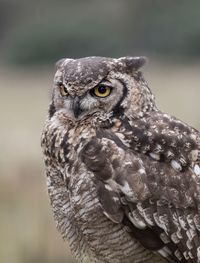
[80, 130, 200, 263]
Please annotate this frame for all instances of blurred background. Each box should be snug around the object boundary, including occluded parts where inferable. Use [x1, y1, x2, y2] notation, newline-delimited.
[1, 0, 200, 263]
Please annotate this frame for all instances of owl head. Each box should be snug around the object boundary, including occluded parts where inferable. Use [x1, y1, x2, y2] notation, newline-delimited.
[49, 56, 156, 122]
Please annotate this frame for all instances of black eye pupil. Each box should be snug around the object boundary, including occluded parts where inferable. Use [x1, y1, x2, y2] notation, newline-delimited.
[98, 86, 107, 94]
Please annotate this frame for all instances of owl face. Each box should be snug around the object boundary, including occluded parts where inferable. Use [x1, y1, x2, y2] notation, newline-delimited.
[53, 75, 126, 120]
[50, 56, 154, 121]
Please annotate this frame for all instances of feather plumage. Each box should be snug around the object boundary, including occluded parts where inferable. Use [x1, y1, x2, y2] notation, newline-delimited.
[41, 56, 200, 263]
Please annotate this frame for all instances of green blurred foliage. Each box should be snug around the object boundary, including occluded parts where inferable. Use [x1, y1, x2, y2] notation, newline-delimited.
[1, 0, 200, 65]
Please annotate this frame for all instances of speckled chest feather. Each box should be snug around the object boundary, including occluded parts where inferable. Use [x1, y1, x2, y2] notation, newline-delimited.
[41, 112, 168, 263]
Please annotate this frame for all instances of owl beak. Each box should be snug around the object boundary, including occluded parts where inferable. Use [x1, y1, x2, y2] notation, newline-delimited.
[72, 96, 82, 118]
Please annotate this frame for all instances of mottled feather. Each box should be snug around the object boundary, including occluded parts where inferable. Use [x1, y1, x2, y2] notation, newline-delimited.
[42, 56, 200, 263]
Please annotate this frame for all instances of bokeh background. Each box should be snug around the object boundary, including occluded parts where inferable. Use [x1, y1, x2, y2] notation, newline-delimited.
[1, 1, 200, 263]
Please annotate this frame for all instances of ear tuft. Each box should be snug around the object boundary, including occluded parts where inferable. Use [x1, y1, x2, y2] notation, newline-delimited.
[55, 58, 74, 70]
[117, 56, 147, 71]
[55, 58, 66, 70]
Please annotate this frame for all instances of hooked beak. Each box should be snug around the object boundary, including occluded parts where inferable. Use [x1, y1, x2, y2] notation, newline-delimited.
[72, 96, 83, 118]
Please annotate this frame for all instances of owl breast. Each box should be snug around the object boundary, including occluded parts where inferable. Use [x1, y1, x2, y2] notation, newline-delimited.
[42, 115, 166, 263]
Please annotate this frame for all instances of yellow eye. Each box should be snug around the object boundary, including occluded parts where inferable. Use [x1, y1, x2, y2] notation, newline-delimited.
[59, 84, 68, 97]
[92, 85, 112, 98]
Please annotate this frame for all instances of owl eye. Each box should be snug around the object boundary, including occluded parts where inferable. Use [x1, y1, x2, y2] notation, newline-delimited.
[59, 83, 68, 97]
[92, 85, 112, 98]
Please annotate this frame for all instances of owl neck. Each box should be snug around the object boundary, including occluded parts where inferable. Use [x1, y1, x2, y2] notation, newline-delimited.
[112, 72, 157, 120]
[124, 101, 157, 120]
[115, 91, 157, 120]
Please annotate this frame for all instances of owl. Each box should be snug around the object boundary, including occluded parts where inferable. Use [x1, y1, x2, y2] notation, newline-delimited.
[41, 56, 200, 263]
